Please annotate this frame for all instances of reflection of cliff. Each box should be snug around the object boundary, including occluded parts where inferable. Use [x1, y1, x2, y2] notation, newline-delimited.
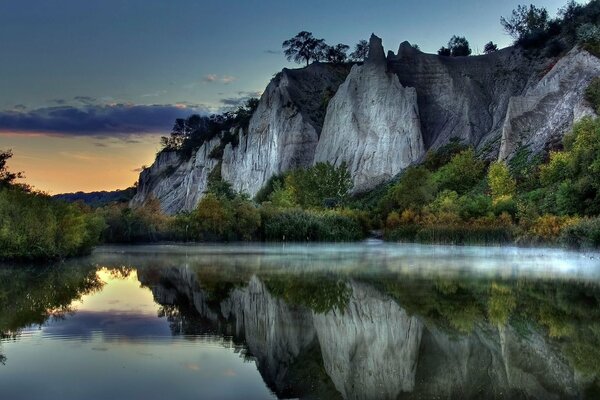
[137, 267, 596, 400]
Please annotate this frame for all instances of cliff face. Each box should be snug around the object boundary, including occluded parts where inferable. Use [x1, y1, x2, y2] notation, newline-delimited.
[499, 47, 600, 160]
[130, 135, 221, 214]
[314, 35, 424, 192]
[221, 63, 349, 197]
[133, 34, 598, 214]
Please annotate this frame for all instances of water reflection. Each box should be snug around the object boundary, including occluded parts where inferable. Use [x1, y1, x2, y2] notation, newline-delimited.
[1, 243, 600, 399]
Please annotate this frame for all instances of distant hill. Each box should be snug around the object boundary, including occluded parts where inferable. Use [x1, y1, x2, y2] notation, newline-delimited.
[54, 187, 136, 207]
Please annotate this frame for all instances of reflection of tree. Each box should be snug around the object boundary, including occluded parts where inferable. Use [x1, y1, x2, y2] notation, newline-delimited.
[0, 263, 103, 339]
[263, 273, 350, 314]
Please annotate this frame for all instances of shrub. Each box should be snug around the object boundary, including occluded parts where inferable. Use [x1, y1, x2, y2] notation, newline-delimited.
[261, 208, 363, 242]
[585, 77, 600, 113]
[525, 215, 580, 244]
[0, 188, 104, 260]
[560, 217, 600, 248]
[433, 149, 485, 194]
[190, 193, 233, 241]
[381, 166, 437, 214]
[230, 197, 261, 240]
[493, 195, 518, 218]
[488, 161, 516, 200]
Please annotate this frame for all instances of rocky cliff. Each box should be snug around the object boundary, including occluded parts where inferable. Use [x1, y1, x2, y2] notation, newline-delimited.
[132, 34, 598, 214]
[314, 35, 424, 192]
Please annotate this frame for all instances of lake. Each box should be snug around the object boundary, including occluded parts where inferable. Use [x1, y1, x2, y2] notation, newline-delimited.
[1, 243, 600, 399]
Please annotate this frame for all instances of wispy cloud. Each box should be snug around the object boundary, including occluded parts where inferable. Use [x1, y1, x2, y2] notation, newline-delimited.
[220, 90, 262, 108]
[202, 74, 237, 84]
[220, 75, 236, 84]
[140, 90, 167, 98]
[264, 49, 280, 54]
[202, 74, 218, 83]
[0, 103, 209, 137]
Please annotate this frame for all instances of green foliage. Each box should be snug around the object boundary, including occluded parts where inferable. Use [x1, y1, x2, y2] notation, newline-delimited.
[261, 208, 363, 242]
[380, 166, 436, 215]
[254, 174, 285, 203]
[0, 149, 23, 188]
[205, 162, 236, 200]
[501, 5, 550, 42]
[560, 217, 600, 248]
[585, 77, 600, 113]
[433, 148, 486, 194]
[488, 162, 517, 200]
[161, 99, 258, 160]
[0, 188, 104, 260]
[98, 197, 173, 243]
[538, 117, 600, 215]
[190, 193, 233, 241]
[264, 274, 351, 313]
[423, 138, 470, 171]
[275, 162, 353, 208]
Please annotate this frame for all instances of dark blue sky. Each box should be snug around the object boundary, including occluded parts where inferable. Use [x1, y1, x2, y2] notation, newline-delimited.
[1, 0, 571, 112]
[0, 0, 578, 193]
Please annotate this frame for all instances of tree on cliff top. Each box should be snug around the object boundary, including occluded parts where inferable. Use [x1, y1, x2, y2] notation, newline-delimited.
[448, 36, 472, 56]
[349, 40, 369, 61]
[323, 43, 350, 64]
[282, 31, 326, 66]
[501, 4, 550, 41]
[438, 36, 472, 57]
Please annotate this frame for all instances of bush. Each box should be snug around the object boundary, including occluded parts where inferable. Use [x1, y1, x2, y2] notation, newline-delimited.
[560, 217, 600, 248]
[585, 77, 600, 113]
[524, 215, 580, 244]
[261, 208, 363, 242]
[433, 149, 485, 194]
[0, 188, 104, 260]
[189, 193, 233, 241]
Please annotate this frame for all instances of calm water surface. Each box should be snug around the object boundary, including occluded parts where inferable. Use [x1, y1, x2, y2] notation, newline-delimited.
[1, 243, 600, 399]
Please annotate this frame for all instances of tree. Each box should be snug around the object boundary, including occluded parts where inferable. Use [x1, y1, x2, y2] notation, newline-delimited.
[349, 40, 369, 61]
[438, 46, 451, 56]
[488, 162, 516, 200]
[501, 5, 550, 41]
[484, 41, 499, 53]
[0, 149, 23, 188]
[448, 36, 472, 57]
[282, 31, 326, 66]
[434, 148, 485, 194]
[324, 43, 349, 64]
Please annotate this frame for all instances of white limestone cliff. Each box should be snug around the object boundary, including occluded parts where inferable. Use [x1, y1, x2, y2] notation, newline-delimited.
[314, 34, 425, 192]
[499, 47, 600, 160]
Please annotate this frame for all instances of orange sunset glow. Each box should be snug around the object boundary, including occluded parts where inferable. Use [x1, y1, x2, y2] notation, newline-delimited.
[0, 132, 161, 194]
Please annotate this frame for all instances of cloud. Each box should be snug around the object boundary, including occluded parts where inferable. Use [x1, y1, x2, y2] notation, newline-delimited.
[0, 103, 210, 137]
[220, 90, 263, 108]
[202, 74, 237, 84]
[74, 96, 97, 105]
[141, 90, 167, 98]
[202, 74, 218, 83]
[220, 75, 236, 84]
[264, 49, 280, 54]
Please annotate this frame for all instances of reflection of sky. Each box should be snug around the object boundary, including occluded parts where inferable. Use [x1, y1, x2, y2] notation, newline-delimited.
[1, 268, 275, 400]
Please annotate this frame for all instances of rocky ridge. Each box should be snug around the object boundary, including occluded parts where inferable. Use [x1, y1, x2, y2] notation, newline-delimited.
[132, 34, 599, 214]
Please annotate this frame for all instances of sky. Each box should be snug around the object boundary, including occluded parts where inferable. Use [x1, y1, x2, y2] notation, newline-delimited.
[0, 0, 575, 193]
